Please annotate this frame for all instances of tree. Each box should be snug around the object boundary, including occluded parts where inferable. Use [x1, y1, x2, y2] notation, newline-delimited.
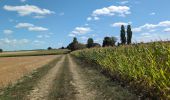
[73, 37, 78, 44]
[87, 38, 94, 48]
[0, 49, 3, 53]
[67, 37, 79, 51]
[47, 47, 52, 50]
[102, 37, 117, 47]
[76, 43, 86, 50]
[111, 37, 117, 46]
[120, 25, 126, 44]
[59, 46, 65, 49]
[127, 25, 133, 44]
[92, 43, 101, 47]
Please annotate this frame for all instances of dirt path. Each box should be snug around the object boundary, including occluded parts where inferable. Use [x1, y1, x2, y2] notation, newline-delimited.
[68, 55, 97, 100]
[68, 55, 138, 100]
[24, 54, 138, 100]
[26, 55, 65, 100]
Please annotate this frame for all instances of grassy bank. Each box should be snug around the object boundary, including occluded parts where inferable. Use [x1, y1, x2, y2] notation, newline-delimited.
[0, 56, 61, 100]
[0, 49, 70, 57]
[71, 42, 170, 99]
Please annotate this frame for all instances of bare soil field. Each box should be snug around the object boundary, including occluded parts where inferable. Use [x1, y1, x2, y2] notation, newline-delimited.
[0, 55, 58, 88]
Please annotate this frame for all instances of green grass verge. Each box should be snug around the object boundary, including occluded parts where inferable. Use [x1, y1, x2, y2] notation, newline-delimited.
[0, 56, 61, 100]
[0, 49, 70, 57]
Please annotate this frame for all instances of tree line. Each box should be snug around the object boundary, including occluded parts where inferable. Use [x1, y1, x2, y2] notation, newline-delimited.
[67, 25, 133, 51]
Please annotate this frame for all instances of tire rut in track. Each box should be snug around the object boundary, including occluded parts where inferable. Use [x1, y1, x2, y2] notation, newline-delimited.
[68, 55, 97, 100]
[26, 55, 65, 100]
[48, 55, 76, 100]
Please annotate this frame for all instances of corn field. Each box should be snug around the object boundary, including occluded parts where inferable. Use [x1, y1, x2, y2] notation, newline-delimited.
[71, 42, 170, 99]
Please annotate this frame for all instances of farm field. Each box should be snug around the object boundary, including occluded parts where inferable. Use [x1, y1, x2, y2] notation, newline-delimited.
[1, 0, 170, 99]
[1, 51, 36, 55]
[0, 54, 138, 100]
[0, 49, 70, 57]
[0, 55, 58, 88]
[0, 42, 169, 99]
[71, 42, 170, 99]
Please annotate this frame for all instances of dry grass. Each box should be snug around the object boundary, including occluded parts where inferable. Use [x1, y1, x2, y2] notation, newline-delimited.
[1, 51, 36, 55]
[0, 55, 57, 88]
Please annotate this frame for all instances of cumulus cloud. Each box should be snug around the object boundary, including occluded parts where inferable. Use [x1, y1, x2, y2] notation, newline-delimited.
[70, 27, 92, 36]
[0, 38, 29, 46]
[33, 40, 45, 45]
[87, 16, 100, 21]
[150, 12, 156, 15]
[68, 34, 76, 37]
[28, 27, 48, 31]
[133, 21, 170, 32]
[3, 5, 54, 17]
[92, 5, 131, 17]
[111, 22, 129, 27]
[37, 35, 50, 38]
[3, 30, 13, 35]
[118, 1, 129, 5]
[15, 23, 34, 28]
[141, 33, 152, 38]
[15, 23, 48, 32]
[164, 28, 170, 32]
[87, 17, 92, 21]
[20, 0, 26, 2]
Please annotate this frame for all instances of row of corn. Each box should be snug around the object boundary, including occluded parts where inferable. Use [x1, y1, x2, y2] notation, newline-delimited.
[71, 42, 170, 99]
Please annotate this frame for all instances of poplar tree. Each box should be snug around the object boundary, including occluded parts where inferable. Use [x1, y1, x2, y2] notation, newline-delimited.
[127, 25, 132, 44]
[120, 25, 126, 44]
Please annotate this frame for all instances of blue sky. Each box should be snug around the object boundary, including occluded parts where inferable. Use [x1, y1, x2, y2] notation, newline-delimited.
[0, 0, 170, 51]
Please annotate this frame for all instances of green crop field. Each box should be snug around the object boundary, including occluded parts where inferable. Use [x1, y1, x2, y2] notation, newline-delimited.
[71, 42, 170, 99]
[0, 49, 70, 57]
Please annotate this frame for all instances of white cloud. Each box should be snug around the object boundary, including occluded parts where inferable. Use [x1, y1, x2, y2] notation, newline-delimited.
[159, 21, 170, 26]
[20, 0, 26, 2]
[80, 36, 88, 40]
[33, 40, 45, 45]
[133, 21, 170, 33]
[28, 27, 48, 31]
[92, 5, 131, 17]
[15, 23, 34, 28]
[87, 16, 100, 21]
[0, 38, 29, 46]
[4, 5, 54, 17]
[68, 34, 76, 37]
[119, 1, 129, 5]
[94, 16, 100, 20]
[71, 27, 92, 35]
[141, 33, 152, 38]
[15, 23, 48, 32]
[87, 17, 92, 21]
[34, 15, 45, 19]
[111, 22, 129, 27]
[37, 35, 50, 38]
[164, 28, 170, 32]
[3, 30, 13, 35]
[132, 28, 141, 32]
[150, 12, 156, 15]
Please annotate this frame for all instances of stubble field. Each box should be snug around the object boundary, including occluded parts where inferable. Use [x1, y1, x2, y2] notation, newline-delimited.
[0, 55, 57, 88]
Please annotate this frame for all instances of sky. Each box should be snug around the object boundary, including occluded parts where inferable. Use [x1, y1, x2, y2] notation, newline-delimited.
[0, 0, 170, 51]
